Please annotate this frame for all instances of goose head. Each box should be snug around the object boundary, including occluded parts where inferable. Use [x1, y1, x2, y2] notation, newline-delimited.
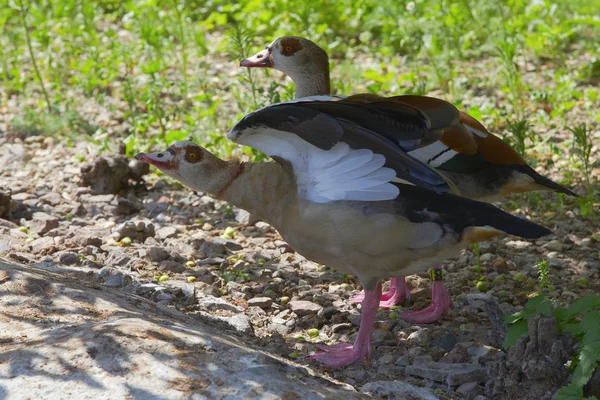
[240, 36, 331, 98]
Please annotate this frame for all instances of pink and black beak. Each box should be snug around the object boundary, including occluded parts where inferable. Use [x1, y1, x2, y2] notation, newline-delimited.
[240, 48, 273, 68]
[135, 147, 176, 170]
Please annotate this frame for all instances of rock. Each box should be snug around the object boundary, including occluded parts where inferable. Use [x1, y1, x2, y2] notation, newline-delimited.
[543, 240, 563, 252]
[484, 315, 572, 399]
[361, 381, 438, 399]
[39, 192, 62, 206]
[505, 240, 531, 250]
[29, 212, 59, 235]
[156, 226, 178, 240]
[429, 332, 458, 352]
[234, 208, 260, 225]
[199, 240, 227, 256]
[288, 300, 323, 316]
[70, 235, 103, 247]
[109, 196, 140, 216]
[147, 246, 170, 262]
[28, 237, 56, 254]
[104, 250, 131, 267]
[158, 260, 185, 273]
[457, 382, 484, 399]
[152, 290, 176, 304]
[405, 362, 487, 386]
[247, 297, 273, 309]
[97, 267, 133, 287]
[0, 259, 359, 399]
[197, 295, 243, 313]
[57, 251, 81, 266]
[268, 323, 292, 335]
[213, 237, 243, 251]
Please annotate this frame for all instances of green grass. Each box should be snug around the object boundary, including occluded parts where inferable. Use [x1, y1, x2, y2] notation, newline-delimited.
[1, 0, 599, 215]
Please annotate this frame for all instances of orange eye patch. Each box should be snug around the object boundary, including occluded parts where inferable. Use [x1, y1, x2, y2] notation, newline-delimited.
[184, 146, 202, 163]
[280, 37, 303, 56]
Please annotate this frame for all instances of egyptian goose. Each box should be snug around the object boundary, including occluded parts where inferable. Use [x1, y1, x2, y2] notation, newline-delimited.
[136, 96, 552, 367]
[241, 37, 576, 323]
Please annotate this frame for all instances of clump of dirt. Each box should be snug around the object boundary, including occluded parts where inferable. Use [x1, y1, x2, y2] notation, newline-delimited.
[80, 155, 149, 194]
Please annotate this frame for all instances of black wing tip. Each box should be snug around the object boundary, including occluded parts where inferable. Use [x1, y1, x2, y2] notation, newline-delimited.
[519, 164, 579, 197]
[517, 222, 552, 239]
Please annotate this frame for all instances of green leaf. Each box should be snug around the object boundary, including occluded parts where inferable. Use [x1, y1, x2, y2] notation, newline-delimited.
[503, 319, 528, 349]
[504, 310, 524, 325]
[572, 342, 600, 387]
[555, 383, 584, 400]
[580, 311, 600, 346]
[164, 129, 188, 144]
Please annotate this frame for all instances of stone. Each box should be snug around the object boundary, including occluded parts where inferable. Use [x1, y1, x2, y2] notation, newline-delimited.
[156, 226, 178, 240]
[288, 300, 323, 316]
[147, 246, 170, 262]
[158, 260, 185, 273]
[505, 240, 531, 250]
[247, 297, 273, 309]
[0, 259, 360, 399]
[543, 240, 563, 251]
[234, 208, 260, 225]
[104, 250, 131, 267]
[57, 251, 81, 265]
[29, 212, 59, 235]
[39, 192, 62, 206]
[28, 237, 56, 254]
[429, 333, 458, 352]
[197, 295, 243, 312]
[70, 235, 103, 247]
[405, 362, 487, 386]
[198, 240, 226, 256]
[97, 267, 133, 288]
[484, 315, 572, 399]
[361, 381, 438, 399]
[213, 237, 243, 251]
[457, 382, 484, 399]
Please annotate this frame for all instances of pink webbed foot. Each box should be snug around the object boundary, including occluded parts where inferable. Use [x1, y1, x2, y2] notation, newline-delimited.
[402, 268, 451, 324]
[309, 283, 382, 367]
[350, 277, 410, 308]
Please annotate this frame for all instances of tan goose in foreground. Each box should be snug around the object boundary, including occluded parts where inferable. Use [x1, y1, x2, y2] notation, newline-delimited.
[136, 96, 552, 367]
[240, 36, 576, 323]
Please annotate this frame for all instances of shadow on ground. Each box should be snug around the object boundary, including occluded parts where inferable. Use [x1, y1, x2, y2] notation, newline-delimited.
[0, 258, 359, 400]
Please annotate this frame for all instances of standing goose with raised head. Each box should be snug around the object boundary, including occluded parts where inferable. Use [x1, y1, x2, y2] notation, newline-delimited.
[240, 36, 576, 323]
[136, 96, 553, 367]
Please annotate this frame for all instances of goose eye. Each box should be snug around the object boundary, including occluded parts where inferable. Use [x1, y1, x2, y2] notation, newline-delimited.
[284, 46, 293, 54]
[184, 147, 201, 163]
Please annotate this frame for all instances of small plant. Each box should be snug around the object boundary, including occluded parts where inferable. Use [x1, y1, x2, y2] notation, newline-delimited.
[504, 294, 600, 399]
[535, 260, 552, 293]
[568, 123, 597, 220]
[496, 39, 525, 118]
[505, 118, 532, 158]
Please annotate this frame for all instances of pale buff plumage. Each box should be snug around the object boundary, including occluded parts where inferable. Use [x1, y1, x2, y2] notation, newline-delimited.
[139, 144, 511, 290]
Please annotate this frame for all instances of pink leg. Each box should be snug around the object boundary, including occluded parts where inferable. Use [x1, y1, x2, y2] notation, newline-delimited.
[350, 277, 410, 308]
[308, 282, 382, 367]
[401, 265, 451, 324]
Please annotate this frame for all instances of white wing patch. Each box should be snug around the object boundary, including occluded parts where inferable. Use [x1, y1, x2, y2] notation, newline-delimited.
[230, 127, 399, 203]
[409, 141, 458, 168]
[464, 124, 488, 138]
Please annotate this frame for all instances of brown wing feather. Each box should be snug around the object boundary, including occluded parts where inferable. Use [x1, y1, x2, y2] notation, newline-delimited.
[459, 112, 491, 136]
[472, 133, 526, 165]
[439, 125, 478, 154]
